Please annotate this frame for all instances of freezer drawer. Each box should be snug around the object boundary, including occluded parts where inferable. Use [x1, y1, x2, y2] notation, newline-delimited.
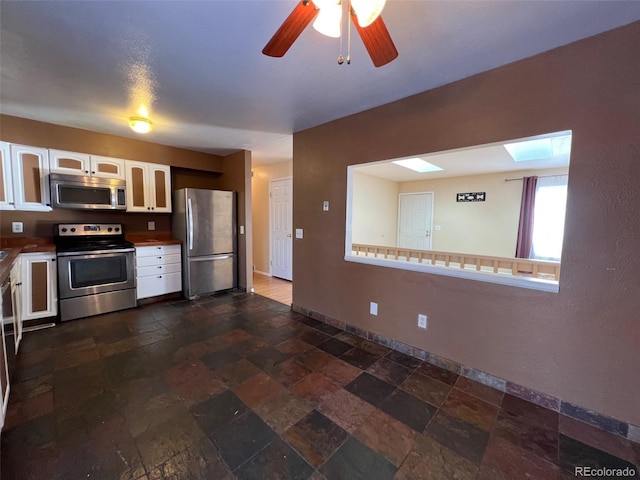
[186, 255, 236, 299]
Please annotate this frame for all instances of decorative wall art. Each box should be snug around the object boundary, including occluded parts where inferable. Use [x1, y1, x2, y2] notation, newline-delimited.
[456, 192, 486, 202]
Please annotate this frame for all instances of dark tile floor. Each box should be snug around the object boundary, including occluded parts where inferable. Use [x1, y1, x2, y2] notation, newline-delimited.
[2, 292, 639, 479]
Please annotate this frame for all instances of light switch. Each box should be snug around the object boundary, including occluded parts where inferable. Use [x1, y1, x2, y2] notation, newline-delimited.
[240, 225, 245, 235]
[323, 201, 329, 212]
[295, 228, 303, 239]
[435, 225, 442, 231]
[12, 222, 23, 234]
[148, 221, 155, 231]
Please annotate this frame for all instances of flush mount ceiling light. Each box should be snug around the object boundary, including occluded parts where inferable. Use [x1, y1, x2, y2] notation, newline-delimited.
[128, 117, 152, 134]
[262, 0, 397, 67]
[393, 158, 444, 173]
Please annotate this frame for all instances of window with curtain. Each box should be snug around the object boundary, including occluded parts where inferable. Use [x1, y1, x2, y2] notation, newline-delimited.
[531, 175, 568, 260]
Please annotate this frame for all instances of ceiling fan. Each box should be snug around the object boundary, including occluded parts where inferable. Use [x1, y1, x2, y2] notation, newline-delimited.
[262, 0, 398, 68]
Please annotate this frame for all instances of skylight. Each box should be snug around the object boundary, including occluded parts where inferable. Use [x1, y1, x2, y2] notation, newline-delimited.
[392, 158, 443, 173]
[504, 134, 572, 162]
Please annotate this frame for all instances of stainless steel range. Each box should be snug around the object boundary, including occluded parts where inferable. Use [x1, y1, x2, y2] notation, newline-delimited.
[55, 223, 136, 322]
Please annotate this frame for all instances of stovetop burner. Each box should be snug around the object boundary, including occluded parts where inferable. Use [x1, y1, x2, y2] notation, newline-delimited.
[54, 223, 134, 253]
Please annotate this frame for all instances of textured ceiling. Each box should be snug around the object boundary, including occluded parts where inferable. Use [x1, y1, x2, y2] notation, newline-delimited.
[1, 1, 639, 165]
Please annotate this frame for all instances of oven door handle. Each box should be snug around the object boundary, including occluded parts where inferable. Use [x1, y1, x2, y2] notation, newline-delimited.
[187, 197, 194, 251]
[57, 248, 135, 257]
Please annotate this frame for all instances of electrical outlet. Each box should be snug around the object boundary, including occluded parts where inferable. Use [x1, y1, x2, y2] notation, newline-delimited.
[418, 314, 428, 329]
[12, 222, 23, 234]
[370, 302, 378, 316]
[148, 221, 155, 231]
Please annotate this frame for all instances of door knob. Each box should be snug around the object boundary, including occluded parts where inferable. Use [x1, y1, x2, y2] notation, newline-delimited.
[287, 233, 292, 238]
[425, 231, 430, 237]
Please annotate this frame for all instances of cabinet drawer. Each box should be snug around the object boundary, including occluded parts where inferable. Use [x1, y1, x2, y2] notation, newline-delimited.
[137, 263, 182, 277]
[136, 253, 181, 268]
[136, 245, 181, 257]
[136, 272, 182, 299]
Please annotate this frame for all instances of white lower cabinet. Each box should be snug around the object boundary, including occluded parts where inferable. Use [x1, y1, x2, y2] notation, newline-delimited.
[0, 290, 9, 431]
[21, 253, 57, 321]
[10, 258, 23, 351]
[136, 245, 182, 299]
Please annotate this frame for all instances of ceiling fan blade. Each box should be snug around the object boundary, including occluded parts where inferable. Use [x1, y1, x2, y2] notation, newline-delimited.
[263, 0, 318, 58]
[350, 12, 398, 67]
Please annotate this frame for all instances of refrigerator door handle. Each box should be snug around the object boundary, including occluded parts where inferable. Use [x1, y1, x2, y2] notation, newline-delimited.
[190, 255, 233, 262]
[187, 197, 194, 251]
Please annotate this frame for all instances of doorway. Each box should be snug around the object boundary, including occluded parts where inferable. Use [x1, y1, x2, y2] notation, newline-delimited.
[270, 177, 293, 280]
[397, 192, 434, 250]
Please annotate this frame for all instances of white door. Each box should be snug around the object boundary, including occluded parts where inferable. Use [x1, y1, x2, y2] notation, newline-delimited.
[398, 192, 433, 250]
[270, 177, 293, 281]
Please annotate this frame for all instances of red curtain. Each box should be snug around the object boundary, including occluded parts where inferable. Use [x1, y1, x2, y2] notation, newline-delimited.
[515, 176, 538, 258]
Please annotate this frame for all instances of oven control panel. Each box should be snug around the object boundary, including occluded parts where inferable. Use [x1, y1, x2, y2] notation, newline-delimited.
[56, 224, 123, 236]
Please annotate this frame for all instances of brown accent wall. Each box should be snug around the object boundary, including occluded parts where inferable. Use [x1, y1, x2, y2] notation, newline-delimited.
[171, 167, 221, 191]
[293, 22, 640, 425]
[0, 209, 171, 238]
[212, 151, 253, 292]
[0, 115, 224, 172]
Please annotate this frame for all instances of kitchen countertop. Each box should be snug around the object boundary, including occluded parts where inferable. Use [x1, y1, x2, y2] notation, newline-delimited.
[0, 238, 56, 285]
[126, 233, 182, 247]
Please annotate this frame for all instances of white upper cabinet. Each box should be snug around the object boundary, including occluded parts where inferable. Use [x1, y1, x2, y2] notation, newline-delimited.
[8, 144, 51, 212]
[49, 150, 125, 179]
[0, 142, 14, 210]
[90, 155, 126, 179]
[125, 161, 171, 213]
[49, 150, 90, 175]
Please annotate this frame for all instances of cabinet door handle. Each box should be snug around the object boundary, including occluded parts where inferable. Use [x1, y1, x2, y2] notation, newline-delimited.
[51, 259, 56, 262]
[85, 170, 89, 174]
[158, 275, 162, 278]
[92, 171, 95, 174]
[157, 266, 162, 269]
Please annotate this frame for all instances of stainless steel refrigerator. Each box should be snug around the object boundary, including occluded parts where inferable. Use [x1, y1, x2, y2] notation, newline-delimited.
[172, 188, 237, 299]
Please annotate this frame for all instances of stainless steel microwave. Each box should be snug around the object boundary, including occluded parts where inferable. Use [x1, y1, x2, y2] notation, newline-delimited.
[50, 173, 127, 210]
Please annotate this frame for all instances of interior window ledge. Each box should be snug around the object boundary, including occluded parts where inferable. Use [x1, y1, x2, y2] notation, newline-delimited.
[344, 254, 560, 293]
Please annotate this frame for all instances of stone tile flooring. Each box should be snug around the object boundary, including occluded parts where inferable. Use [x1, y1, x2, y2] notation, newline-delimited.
[2, 292, 639, 479]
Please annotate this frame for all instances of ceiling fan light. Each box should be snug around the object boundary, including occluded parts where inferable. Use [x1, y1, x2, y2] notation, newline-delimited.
[128, 116, 153, 134]
[351, 0, 386, 27]
[312, 2, 342, 38]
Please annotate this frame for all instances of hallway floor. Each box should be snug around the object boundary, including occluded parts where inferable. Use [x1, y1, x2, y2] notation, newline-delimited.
[253, 272, 292, 306]
[2, 293, 638, 479]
